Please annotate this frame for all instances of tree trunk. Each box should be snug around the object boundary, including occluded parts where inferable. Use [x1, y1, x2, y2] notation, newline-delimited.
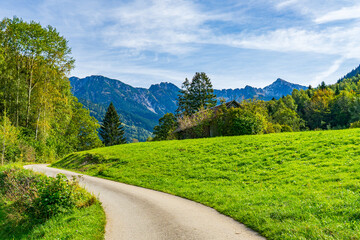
[16, 60, 21, 127]
[35, 108, 41, 140]
[26, 58, 34, 127]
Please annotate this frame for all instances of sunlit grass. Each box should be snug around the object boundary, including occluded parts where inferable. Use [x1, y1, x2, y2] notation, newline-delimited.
[54, 128, 360, 239]
[0, 203, 105, 240]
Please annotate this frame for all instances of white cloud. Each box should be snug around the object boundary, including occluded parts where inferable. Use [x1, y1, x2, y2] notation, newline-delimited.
[313, 58, 345, 86]
[72, 58, 188, 86]
[276, 0, 299, 9]
[214, 25, 360, 60]
[5, 0, 360, 88]
[315, 5, 360, 23]
[100, 0, 224, 55]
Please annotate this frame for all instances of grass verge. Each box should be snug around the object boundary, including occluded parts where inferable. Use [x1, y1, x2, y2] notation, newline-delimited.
[53, 128, 360, 240]
[0, 165, 105, 240]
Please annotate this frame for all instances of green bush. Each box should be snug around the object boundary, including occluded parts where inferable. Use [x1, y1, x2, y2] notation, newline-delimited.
[224, 108, 265, 136]
[350, 120, 360, 128]
[273, 123, 282, 133]
[0, 167, 96, 221]
[281, 124, 293, 132]
[32, 174, 76, 218]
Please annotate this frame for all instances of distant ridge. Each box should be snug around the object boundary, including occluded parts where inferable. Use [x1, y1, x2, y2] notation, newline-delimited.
[70, 75, 307, 141]
[214, 78, 307, 102]
[338, 64, 360, 82]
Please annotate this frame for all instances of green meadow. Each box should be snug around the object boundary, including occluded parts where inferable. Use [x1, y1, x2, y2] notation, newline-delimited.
[53, 128, 360, 240]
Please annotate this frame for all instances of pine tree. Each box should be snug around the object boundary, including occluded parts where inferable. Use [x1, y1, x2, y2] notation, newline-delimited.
[335, 85, 340, 95]
[99, 103, 126, 146]
[176, 72, 217, 116]
[176, 78, 191, 117]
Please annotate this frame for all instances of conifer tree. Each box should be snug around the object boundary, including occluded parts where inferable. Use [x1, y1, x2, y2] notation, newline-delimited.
[99, 103, 126, 146]
[176, 72, 217, 116]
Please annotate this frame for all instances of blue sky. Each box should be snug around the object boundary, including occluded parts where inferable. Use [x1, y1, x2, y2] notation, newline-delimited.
[1, 0, 360, 89]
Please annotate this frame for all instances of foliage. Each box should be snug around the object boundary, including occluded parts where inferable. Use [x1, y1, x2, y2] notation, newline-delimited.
[177, 106, 214, 138]
[175, 73, 360, 139]
[350, 120, 360, 128]
[0, 17, 101, 162]
[176, 72, 217, 116]
[99, 102, 126, 146]
[153, 113, 177, 141]
[54, 128, 360, 240]
[65, 99, 103, 152]
[0, 113, 20, 165]
[220, 107, 265, 136]
[0, 166, 105, 239]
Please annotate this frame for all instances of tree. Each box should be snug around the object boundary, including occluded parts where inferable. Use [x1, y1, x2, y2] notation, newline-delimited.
[222, 107, 265, 136]
[304, 89, 334, 129]
[153, 113, 177, 141]
[0, 17, 102, 161]
[319, 81, 327, 90]
[176, 72, 217, 116]
[270, 97, 304, 131]
[65, 100, 103, 152]
[329, 91, 354, 128]
[99, 103, 126, 146]
[0, 112, 19, 165]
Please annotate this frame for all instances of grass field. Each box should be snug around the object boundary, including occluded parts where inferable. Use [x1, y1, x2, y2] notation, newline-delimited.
[53, 128, 360, 240]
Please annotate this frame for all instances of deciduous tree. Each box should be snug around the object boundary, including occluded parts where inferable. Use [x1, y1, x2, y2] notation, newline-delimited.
[0, 112, 19, 165]
[153, 113, 177, 141]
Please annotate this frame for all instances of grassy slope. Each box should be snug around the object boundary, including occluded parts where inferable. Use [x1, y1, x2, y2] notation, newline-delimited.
[53, 129, 360, 240]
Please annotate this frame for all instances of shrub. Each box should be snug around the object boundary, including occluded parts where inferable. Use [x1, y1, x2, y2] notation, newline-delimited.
[224, 108, 265, 136]
[281, 125, 293, 132]
[350, 120, 360, 128]
[0, 167, 97, 222]
[273, 123, 282, 133]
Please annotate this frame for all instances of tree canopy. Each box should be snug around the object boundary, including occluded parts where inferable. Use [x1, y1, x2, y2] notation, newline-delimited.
[176, 72, 217, 116]
[153, 113, 177, 141]
[0, 17, 101, 162]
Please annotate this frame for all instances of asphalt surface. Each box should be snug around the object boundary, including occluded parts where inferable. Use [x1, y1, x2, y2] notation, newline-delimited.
[24, 164, 266, 240]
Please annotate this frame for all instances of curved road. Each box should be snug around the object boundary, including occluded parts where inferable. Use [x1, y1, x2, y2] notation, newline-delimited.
[24, 164, 265, 240]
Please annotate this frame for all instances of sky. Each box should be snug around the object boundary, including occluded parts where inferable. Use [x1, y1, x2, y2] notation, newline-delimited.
[1, 0, 360, 89]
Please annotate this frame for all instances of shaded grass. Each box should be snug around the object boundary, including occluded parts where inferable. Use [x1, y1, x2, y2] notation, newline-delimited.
[53, 128, 360, 239]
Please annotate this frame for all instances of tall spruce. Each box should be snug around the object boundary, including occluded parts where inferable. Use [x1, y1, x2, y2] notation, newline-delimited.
[100, 103, 126, 146]
[176, 72, 217, 116]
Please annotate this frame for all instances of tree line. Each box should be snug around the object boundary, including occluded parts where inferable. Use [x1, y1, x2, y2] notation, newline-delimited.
[153, 72, 360, 140]
[0, 17, 128, 164]
[0, 17, 104, 163]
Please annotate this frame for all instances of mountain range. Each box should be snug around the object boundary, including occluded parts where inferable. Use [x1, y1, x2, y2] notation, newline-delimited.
[70, 75, 307, 141]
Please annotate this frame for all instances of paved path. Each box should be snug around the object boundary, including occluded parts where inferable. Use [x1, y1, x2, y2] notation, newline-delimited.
[24, 164, 266, 240]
